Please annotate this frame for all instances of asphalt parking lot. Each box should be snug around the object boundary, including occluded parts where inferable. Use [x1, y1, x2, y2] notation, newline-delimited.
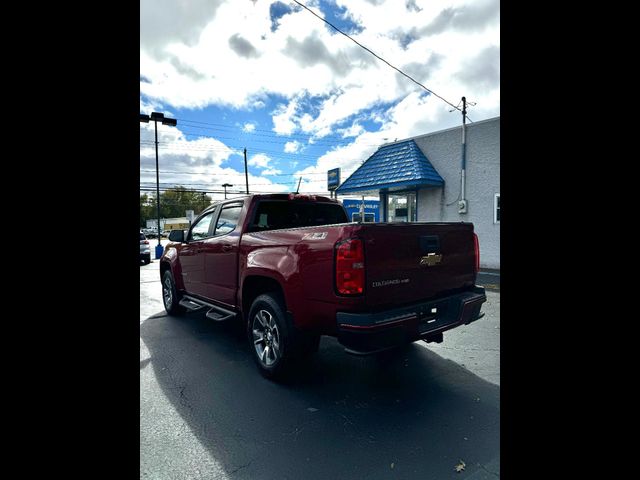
[140, 257, 500, 479]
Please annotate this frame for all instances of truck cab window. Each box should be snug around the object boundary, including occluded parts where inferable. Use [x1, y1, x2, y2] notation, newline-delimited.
[250, 201, 348, 232]
[189, 212, 215, 241]
[215, 205, 242, 236]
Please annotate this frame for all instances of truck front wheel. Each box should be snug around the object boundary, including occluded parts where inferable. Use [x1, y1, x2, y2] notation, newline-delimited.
[162, 270, 185, 315]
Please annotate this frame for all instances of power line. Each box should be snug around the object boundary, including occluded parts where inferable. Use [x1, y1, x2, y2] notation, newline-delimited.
[140, 138, 326, 157]
[139, 187, 333, 195]
[175, 118, 377, 143]
[140, 180, 306, 187]
[140, 140, 360, 166]
[291, 0, 472, 122]
[141, 126, 380, 152]
[174, 121, 380, 147]
[142, 126, 377, 148]
[139, 169, 331, 176]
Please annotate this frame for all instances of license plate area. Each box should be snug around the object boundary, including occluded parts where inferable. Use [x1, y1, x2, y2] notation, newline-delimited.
[417, 301, 450, 333]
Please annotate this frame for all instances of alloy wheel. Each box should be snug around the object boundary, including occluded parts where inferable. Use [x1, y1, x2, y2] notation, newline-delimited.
[163, 276, 173, 310]
[252, 309, 281, 367]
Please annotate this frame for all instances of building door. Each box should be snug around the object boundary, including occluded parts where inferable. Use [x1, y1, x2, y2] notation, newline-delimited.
[387, 193, 416, 222]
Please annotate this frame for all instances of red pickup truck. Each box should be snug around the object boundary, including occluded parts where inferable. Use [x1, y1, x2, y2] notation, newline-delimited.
[160, 193, 486, 379]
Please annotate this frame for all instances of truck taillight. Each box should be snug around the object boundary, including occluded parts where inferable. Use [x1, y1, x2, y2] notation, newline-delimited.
[335, 238, 365, 295]
[143, 240, 149, 245]
[473, 233, 479, 274]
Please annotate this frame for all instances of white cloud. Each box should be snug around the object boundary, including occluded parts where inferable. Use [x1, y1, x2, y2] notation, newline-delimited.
[261, 167, 283, 175]
[141, 0, 498, 115]
[272, 98, 301, 135]
[284, 140, 302, 153]
[141, 0, 499, 185]
[242, 122, 256, 132]
[140, 97, 166, 115]
[339, 123, 365, 138]
[247, 153, 272, 168]
[139, 124, 288, 201]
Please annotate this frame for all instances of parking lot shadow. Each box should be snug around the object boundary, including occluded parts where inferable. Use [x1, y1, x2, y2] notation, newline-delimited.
[140, 310, 500, 479]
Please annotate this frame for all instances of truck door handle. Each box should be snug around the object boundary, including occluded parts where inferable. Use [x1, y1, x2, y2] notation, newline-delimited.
[221, 243, 233, 252]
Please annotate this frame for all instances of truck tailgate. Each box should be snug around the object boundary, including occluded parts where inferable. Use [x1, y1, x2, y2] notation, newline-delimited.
[361, 223, 476, 309]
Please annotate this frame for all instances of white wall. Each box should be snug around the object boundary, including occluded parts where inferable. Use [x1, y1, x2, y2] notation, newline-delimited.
[414, 117, 500, 269]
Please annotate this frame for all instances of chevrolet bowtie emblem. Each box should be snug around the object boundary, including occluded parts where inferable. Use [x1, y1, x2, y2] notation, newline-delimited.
[420, 253, 442, 266]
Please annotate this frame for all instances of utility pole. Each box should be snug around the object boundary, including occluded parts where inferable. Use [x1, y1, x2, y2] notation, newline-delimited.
[222, 183, 233, 199]
[244, 148, 249, 194]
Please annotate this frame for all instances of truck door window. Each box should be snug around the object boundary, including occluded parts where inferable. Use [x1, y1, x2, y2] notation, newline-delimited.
[215, 205, 242, 236]
[189, 212, 215, 241]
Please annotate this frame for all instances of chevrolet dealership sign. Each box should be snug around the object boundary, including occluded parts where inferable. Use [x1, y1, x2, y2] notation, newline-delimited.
[327, 168, 340, 191]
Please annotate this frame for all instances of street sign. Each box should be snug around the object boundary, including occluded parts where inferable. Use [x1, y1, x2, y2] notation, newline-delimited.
[327, 168, 340, 191]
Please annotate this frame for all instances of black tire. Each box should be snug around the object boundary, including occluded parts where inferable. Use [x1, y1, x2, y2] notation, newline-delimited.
[143, 256, 151, 265]
[247, 293, 296, 380]
[162, 270, 185, 315]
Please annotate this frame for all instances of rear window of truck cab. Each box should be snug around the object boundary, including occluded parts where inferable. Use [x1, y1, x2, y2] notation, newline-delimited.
[249, 200, 348, 232]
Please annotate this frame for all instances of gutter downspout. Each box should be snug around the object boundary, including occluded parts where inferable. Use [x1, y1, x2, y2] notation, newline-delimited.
[459, 96, 468, 214]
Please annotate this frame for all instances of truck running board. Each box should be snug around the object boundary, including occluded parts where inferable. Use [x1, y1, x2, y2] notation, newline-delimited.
[179, 295, 237, 322]
[205, 307, 235, 322]
[178, 298, 207, 311]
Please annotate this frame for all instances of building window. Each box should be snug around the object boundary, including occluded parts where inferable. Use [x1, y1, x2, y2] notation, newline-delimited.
[494, 193, 500, 224]
[352, 212, 375, 222]
[387, 193, 417, 222]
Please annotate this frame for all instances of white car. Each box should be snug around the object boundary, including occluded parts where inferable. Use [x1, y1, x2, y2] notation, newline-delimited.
[140, 232, 151, 264]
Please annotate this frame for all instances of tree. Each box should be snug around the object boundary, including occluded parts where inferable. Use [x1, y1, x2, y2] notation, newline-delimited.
[140, 187, 212, 227]
[140, 193, 155, 228]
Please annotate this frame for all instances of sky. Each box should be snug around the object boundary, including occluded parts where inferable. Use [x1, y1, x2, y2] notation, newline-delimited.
[140, 0, 499, 202]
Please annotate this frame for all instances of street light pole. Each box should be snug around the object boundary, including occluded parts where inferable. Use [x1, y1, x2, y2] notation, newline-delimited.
[222, 183, 233, 199]
[140, 112, 177, 260]
[154, 117, 161, 249]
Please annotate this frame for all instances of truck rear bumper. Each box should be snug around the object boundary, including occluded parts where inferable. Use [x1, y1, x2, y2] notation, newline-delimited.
[336, 287, 486, 355]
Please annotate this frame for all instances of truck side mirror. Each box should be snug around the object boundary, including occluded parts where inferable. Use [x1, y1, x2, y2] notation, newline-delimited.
[168, 229, 185, 243]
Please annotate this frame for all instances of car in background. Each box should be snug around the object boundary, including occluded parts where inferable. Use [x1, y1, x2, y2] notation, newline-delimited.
[140, 232, 151, 264]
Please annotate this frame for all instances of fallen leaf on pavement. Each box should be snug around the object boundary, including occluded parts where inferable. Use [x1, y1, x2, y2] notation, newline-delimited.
[455, 460, 466, 472]
[390, 463, 395, 469]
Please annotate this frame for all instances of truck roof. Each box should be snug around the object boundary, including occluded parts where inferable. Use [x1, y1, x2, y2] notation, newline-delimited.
[206, 193, 339, 209]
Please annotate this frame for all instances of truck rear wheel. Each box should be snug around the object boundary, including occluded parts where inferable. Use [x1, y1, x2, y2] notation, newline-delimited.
[162, 270, 185, 315]
[247, 293, 295, 380]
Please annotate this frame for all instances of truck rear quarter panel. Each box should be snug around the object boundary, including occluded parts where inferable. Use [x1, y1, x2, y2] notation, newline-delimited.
[240, 224, 364, 333]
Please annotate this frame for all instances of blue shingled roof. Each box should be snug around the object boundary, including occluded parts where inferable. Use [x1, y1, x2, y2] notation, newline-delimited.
[335, 139, 444, 194]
